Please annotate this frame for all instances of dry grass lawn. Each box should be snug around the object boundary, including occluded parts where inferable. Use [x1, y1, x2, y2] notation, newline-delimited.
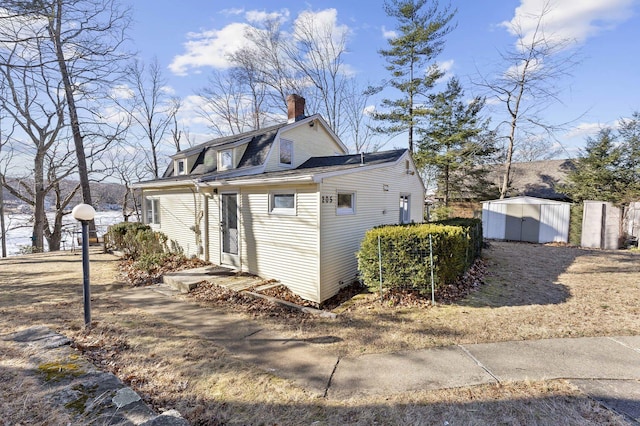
[0, 242, 637, 424]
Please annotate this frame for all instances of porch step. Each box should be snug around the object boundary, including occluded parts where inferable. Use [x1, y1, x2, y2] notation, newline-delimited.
[162, 265, 262, 293]
[162, 266, 214, 293]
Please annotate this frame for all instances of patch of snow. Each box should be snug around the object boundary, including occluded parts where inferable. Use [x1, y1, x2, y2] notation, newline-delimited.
[1, 211, 128, 256]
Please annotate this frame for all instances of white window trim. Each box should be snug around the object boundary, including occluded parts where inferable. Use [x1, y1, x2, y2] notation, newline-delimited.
[146, 197, 160, 225]
[219, 149, 234, 171]
[269, 191, 296, 215]
[336, 191, 356, 215]
[176, 159, 187, 175]
[279, 139, 293, 167]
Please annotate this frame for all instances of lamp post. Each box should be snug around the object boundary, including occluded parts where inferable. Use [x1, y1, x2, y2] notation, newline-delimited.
[72, 203, 96, 328]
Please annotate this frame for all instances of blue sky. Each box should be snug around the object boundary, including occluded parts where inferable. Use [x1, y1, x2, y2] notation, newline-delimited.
[123, 0, 640, 158]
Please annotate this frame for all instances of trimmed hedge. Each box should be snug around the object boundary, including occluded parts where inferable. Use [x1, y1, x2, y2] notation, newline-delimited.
[357, 219, 482, 295]
[432, 218, 483, 265]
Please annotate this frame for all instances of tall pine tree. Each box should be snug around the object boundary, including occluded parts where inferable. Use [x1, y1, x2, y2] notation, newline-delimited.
[416, 77, 495, 205]
[374, 0, 456, 153]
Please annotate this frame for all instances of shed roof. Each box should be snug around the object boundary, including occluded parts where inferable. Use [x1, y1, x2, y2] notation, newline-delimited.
[482, 195, 571, 205]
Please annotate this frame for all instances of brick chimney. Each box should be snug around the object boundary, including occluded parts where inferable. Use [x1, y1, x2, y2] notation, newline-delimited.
[287, 94, 305, 123]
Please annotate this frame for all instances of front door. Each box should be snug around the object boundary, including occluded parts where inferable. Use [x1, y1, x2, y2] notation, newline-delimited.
[221, 193, 240, 267]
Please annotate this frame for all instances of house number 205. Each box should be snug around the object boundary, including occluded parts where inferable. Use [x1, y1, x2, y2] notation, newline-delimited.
[322, 195, 334, 204]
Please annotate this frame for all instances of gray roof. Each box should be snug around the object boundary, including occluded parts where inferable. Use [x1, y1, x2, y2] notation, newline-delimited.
[176, 123, 287, 158]
[201, 149, 408, 183]
[489, 159, 575, 200]
[298, 149, 407, 170]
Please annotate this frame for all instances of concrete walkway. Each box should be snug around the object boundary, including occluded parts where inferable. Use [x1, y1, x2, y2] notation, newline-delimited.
[115, 284, 640, 423]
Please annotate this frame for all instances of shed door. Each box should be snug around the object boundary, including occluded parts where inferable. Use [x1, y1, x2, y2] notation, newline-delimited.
[505, 203, 540, 242]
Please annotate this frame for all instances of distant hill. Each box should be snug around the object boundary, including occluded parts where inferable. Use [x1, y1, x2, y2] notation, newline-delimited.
[2, 179, 127, 213]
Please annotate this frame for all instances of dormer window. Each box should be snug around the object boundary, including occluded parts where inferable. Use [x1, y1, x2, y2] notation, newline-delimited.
[279, 139, 293, 166]
[176, 159, 187, 175]
[219, 149, 233, 171]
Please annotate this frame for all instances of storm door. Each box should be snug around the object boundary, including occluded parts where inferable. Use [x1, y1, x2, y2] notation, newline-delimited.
[221, 193, 240, 267]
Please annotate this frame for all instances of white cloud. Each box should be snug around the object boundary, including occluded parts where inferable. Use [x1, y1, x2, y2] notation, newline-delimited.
[160, 86, 176, 96]
[564, 121, 605, 139]
[293, 9, 350, 45]
[438, 59, 455, 73]
[245, 9, 290, 24]
[503, 0, 635, 47]
[168, 22, 252, 75]
[177, 95, 212, 127]
[110, 84, 134, 100]
[221, 8, 244, 17]
[381, 25, 396, 39]
[363, 105, 376, 116]
[435, 59, 455, 82]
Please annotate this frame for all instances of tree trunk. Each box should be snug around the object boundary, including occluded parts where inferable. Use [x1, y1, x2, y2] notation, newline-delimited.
[48, 0, 95, 233]
[44, 212, 63, 251]
[0, 178, 6, 258]
[33, 152, 46, 251]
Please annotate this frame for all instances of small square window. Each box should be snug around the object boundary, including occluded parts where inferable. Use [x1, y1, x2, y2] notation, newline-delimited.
[270, 192, 295, 215]
[337, 192, 355, 215]
[279, 139, 293, 166]
[219, 149, 233, 171]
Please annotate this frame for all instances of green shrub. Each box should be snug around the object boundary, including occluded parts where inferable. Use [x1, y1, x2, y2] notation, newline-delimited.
[357, 220, 482, 296]
[104, 221, 170, 260]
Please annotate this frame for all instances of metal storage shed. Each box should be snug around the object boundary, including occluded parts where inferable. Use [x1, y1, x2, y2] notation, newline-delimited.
[482, 196, 570, 243]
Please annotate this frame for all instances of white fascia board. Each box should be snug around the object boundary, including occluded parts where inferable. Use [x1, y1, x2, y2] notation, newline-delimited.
[131, 179, 197, 190]
[199, 174, 315, 187]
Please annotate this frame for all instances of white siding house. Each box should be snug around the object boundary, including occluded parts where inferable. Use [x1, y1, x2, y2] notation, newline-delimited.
[133, 95, 425, 303]
[482, 196, 570, 243]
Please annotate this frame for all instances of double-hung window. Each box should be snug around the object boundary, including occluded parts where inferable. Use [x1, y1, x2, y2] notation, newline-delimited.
[145, 198, 160, 225]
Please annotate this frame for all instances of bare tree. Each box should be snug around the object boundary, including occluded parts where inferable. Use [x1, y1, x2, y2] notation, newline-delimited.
[2, 0, 132, 240]
[104, 146, 145, 221]
[478, 1, 578, 198]
[284, 9, 350, 137]
[0, 34, 69, 251]
[115, 58, 180, 178]
[342, 81, 379, 153]
[196, 70, 263, 136]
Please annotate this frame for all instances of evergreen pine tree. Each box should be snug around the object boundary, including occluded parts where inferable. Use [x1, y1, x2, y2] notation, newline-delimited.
[416, 77, 496, 205]
[559, 128, 624, 203]
[374, 0, 456, 153]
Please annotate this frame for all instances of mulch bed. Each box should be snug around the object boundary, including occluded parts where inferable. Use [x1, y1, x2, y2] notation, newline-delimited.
[119, 253, 487, 315]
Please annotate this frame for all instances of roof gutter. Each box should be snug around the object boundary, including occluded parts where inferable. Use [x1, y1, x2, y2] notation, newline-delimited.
[130, 178, 199, 190]
[199, 174, 315, 187]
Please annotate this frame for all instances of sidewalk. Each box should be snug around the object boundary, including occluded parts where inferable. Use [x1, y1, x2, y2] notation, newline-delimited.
[115, 284, 640, 423]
